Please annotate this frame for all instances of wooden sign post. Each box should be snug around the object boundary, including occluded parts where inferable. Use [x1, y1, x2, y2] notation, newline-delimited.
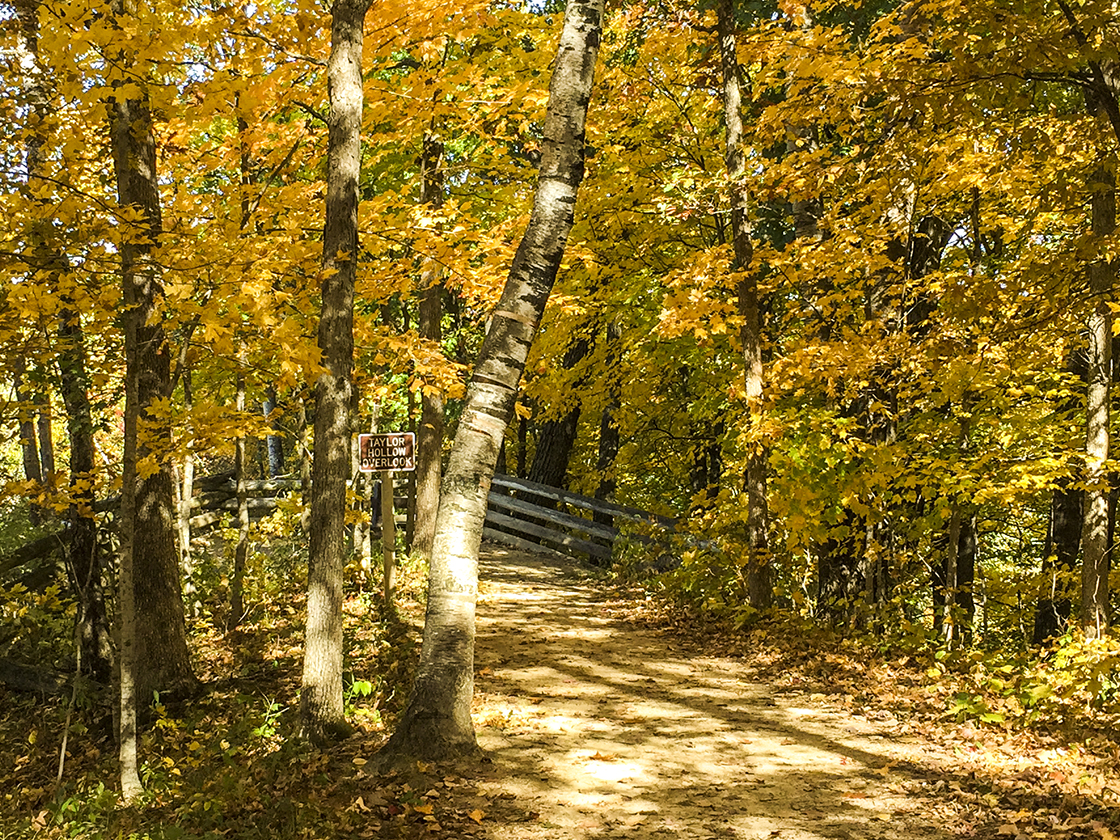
[358, 432, 416, 607]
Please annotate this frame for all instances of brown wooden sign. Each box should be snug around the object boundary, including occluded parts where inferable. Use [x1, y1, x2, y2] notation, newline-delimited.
[358, 432, 415, 472]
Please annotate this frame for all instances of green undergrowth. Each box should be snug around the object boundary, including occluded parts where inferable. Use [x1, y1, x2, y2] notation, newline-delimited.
[0, 515, 430, 840]
[615, 535, 1120, 740]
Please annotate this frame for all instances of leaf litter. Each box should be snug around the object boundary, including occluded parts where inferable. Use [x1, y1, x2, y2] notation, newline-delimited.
[3, 544, 1120, 838]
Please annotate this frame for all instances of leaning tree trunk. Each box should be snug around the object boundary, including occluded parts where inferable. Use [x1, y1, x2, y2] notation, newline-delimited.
[299, 0, 371, 744]
[716, 0, 770, 609]
[377, 0, 605, 764]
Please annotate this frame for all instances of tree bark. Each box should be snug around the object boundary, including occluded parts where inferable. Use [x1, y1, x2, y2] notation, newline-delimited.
[14, 360, 43, 524]
[14, 0, 112, 683]
[263, 386, 286, 477]
[377, 0, 604, 764]
[176, 365, 200, 621]
[1034, 353, 1086, 644]
[716, 0, 770, 609]
[1081, 160, 1115, 638]
[527, 334, 591, 500]
[108, 0, 196, 728]
[300, 0, 370, 743]
[36, 382, 55, 483]
[58, 303, 113, 685]
[231, 363, 250, 628]
[414, 132, 446, 560]
[593, 321, 622, 527]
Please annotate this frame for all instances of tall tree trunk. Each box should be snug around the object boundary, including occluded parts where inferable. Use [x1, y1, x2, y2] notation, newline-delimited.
[177, 365, 200, 621]
[717, 0, 770, 609]
[58, 303, 114, 684]
[14, 0, 110, 683]
[14, 360, 44, 524]
[593, 321, 622, 527]
[1034, 353, 1086, 644]
[414, 132, 446, 560]
[109, 0, 196, 721]
[262, 386, 286, 477]
[1081, 160, 1115, 638]
[36, 382, 55, 483]
[231, 363, 250, 628]
[299, 0, 370, 743]
[377, 0, 604, 764]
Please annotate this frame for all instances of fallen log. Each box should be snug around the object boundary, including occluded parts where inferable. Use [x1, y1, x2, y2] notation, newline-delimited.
[0, 657, 85, 696]
[0, 531, 69, 580]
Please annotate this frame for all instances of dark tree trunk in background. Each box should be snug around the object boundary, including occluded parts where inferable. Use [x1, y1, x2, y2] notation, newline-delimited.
[378, 0, 604, 765]
[818, 508, 863, 627]
[35, 381, 55, 482]
[414, 132, 446, 560]
[15, 0, 111, 685]
[300, 0, 371, 744]
[299, 393, 313, 533]
[593, 321, 622, 527]
[527, 334, 591, 498]
[933, 511, 977, 645]
[689, 426, 723, 507]
[58, 303, 113, 684]
[1035, 481, 1084, 643]
[14, 361, 43, 524]
[1034, 352, 1086, 644]
[957, 514, 977, 644]
[517, 416, 528, 478]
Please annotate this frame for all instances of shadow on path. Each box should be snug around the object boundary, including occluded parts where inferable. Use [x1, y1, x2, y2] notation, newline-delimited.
[470, 545, 961, 840]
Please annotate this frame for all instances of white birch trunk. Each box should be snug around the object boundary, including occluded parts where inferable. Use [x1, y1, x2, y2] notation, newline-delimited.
[377, 0, 605, 763]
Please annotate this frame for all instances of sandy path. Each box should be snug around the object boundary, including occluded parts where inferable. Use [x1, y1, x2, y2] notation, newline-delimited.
[468, 545, 958, 840]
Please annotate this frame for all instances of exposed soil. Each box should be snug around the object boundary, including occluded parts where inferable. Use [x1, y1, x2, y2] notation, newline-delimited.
[456, 545, 964, 840]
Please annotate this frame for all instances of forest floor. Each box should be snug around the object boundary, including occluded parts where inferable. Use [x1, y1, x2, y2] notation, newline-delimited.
[465, 545, 946, 840]
[6, 542, 1120, 839]
[414, 545, 1120, 840]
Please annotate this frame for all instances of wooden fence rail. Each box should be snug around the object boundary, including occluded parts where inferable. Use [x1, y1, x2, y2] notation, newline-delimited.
[2, 471, 680, 585]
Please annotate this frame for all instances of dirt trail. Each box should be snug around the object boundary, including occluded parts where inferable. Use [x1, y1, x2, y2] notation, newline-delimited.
[468, 545, 959, 840]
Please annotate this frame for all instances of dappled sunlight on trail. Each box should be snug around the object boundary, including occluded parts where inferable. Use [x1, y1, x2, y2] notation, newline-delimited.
[470, 545, 956, 840]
